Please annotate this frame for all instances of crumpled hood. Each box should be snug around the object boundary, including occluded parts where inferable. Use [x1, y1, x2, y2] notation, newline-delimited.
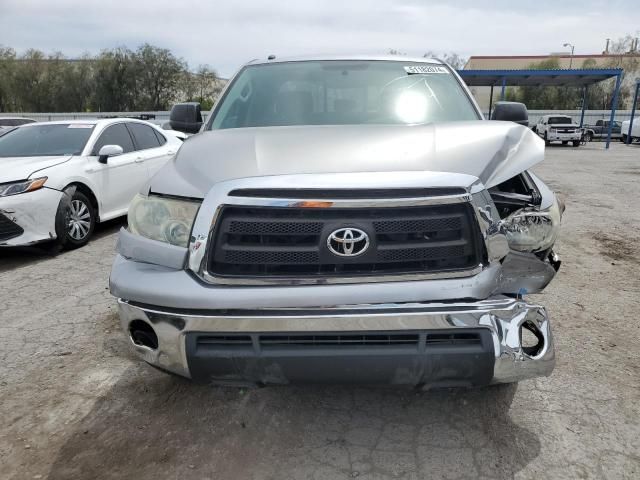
[149, 121, 544, 198]
[0, 155, 72, 183]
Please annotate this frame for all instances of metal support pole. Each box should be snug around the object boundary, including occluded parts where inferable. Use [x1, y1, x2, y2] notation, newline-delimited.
[579, 85, 588, 128]
[488, 85, 494, 119]
[500, 77, 506, 101]
[626, 81, 639, 145]
[606, 73, 622, 149]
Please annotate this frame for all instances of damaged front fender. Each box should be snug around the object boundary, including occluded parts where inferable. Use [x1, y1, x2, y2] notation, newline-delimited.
[474, 161, 563, 295]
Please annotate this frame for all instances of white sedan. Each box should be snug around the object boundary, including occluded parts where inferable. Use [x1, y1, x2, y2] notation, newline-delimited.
[0, 119, 182, 249]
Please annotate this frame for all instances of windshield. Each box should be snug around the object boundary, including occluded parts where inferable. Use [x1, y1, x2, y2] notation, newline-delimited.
[0, 118, 35, 127]
[0, 124, 95, 157]
[209, 61, 479, 129]
[548, 117, 572, 125]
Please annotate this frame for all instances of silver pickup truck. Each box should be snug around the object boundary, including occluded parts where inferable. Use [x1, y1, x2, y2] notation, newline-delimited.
[110, 55, 562, 388]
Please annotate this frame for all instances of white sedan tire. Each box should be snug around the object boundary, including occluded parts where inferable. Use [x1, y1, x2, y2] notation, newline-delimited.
[54, 188, 96, 249]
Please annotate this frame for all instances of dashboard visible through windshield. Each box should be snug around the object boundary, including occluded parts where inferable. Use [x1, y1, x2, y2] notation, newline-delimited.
[209, 61, 480, 130]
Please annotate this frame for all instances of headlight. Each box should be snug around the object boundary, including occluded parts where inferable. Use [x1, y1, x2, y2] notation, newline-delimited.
[128, 194, 200, 247]
[502, 198, 561, 252]
[0, 177, 47, 197]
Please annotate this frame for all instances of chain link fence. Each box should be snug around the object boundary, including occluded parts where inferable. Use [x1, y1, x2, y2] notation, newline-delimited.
[0, 111, 210, 125]
[1, 110, 635, 126]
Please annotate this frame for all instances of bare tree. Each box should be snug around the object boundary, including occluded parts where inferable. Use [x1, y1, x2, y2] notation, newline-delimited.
[0, 46, 16, 111]
[93, 47, 139, 111]
[423, 51, 467, 69]
[195, 65, 217, 103]
[135, 44, 187, 110]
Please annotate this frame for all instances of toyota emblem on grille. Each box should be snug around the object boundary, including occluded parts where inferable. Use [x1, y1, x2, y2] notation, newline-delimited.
[327, 228, 370, 257]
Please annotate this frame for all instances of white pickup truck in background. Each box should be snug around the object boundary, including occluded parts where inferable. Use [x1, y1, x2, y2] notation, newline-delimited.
[534, 115, 582, 147]
[621, 118, 640, 143]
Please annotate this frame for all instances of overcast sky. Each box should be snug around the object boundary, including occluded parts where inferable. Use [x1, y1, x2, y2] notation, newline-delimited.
[1, 0, 639, 77]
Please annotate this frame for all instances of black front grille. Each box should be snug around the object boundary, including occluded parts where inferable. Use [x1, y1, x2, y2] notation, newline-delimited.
[208, 203, 483, 279]
[194, 331, 482, 351]
[258, 333, 421, 347]
[0, 213, 23, 241]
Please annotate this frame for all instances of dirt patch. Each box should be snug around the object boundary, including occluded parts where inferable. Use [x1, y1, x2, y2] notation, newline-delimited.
[587, 202, 614, 210]
[593, 232, 639, 264]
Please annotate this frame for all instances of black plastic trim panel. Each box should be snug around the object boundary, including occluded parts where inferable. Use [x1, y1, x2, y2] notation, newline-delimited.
[186, 329, 495, 387]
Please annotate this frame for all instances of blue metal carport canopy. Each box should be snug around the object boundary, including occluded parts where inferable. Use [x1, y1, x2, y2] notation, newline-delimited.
[457, 68, 624, 149]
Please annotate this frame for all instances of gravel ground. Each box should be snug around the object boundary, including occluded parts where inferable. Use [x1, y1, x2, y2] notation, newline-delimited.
[1, 142, 639, 480]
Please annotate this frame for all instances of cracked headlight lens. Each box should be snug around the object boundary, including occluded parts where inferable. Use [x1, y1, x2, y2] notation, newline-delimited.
[128, 194, 200, 247]
[502, 198, 561, 253]
[0, 177, 47, 197]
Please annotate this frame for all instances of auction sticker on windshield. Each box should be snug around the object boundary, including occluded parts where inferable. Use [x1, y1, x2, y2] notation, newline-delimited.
[404, 65, 449, 74]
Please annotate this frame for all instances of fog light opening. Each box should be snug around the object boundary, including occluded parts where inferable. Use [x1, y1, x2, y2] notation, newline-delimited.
[129, 320, 158, 350]
[520, 320, 544, 357]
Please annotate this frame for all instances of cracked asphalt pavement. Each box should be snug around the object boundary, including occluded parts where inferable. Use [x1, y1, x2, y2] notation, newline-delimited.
[1, 143, 639, 479]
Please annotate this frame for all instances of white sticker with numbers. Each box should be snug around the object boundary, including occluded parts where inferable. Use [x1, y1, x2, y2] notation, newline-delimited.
[404, 65, 449, 74]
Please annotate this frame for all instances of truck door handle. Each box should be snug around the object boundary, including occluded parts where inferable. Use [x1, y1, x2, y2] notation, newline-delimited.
[134, 156, 144, 163]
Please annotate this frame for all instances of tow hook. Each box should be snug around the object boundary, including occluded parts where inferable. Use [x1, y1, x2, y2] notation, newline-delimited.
[548, 250, 561, 272]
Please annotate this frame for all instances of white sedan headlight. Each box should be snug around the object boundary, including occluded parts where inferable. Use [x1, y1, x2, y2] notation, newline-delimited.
[502, 198, 561, 253]
[128, 194, 200, 247]
[0, 177, 47, 197]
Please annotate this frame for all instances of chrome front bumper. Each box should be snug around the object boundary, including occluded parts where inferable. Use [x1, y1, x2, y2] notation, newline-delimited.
[117, 296, 555, 386]
[548, 133, 581, 141]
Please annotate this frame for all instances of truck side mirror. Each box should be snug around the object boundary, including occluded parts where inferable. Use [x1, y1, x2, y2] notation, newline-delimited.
[491, 101, 529, 127]
[169, 102, 203, 134]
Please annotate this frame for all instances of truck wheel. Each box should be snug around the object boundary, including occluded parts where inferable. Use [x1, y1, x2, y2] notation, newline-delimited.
[572, 140, 580, 147]
[622, 134, 628, 143]
[54, 189, 96, 250]
[544, 133, 550, 146]
[562, 141, 568, 145]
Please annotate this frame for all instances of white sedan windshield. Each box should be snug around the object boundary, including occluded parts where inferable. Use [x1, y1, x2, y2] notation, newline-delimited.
[0, 124, 95, 157]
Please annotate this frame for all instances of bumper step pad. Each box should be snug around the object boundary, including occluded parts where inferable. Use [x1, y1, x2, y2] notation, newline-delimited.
[185, 329, 495, 387]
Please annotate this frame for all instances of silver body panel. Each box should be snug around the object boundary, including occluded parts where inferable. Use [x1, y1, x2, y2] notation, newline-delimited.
[148, 121, 544, 199]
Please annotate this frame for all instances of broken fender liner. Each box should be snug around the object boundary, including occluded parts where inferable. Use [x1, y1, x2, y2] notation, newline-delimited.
[53, 185, 76, 243]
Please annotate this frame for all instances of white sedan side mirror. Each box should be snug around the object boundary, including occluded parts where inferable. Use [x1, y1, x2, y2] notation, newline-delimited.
[98, 144, 124, 164]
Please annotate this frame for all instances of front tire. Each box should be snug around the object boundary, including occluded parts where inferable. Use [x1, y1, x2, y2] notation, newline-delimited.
[54, 189, 96, 249]
[584, 131, 592, 142]
[544, 133, 550, 146]
[572, 140, 580, 147]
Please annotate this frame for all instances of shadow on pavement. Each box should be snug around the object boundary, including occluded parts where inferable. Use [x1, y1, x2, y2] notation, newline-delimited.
[48, 365, 540, 480]
[0, 218, 125, 273]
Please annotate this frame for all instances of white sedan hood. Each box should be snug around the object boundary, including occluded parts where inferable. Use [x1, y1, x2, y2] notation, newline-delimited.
[0, 155, 72, 183]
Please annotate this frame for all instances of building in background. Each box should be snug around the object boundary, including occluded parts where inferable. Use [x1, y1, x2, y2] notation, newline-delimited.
[464, 51, 640, 111]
